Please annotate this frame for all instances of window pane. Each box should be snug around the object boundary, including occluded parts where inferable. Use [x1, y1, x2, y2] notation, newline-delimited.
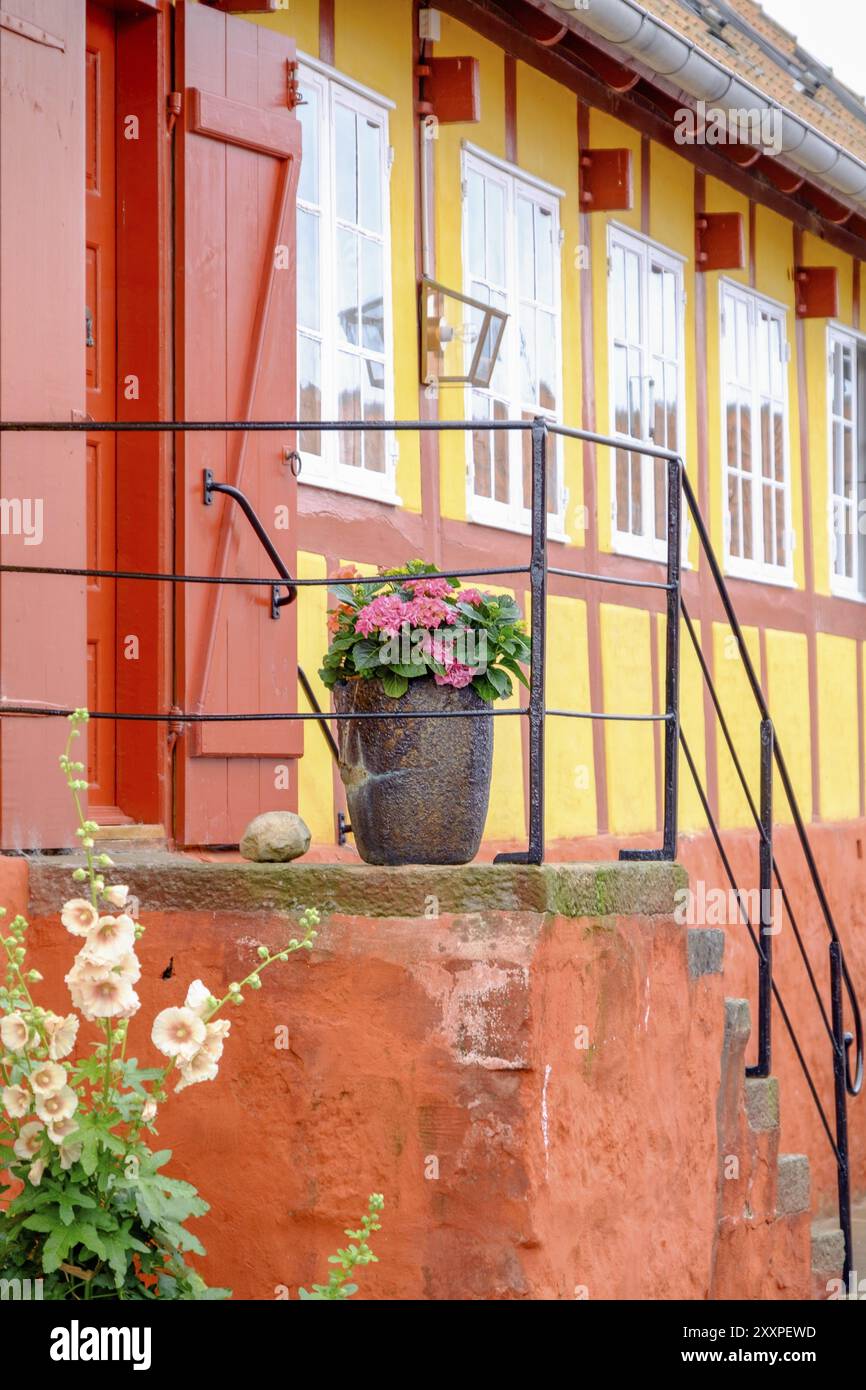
[297, 84, 319, 206]
[519, 305, 535, 404]
[493, 398, 509, 503]
[536, 206, 554, 306]
[336, 227, 359, 345]
[649, 265, 663, 358]
[537, 310, 556, 412]
[362, 367, 385, 473]
[334, 104, 357, 224]
[360, 238, 384, 354]
[517, 196, 534, 297]
[625, 250, 640, 343]
[663, 267, 677, 359]
[471, 391, 491, 498]
[297, 208, 319, 332]
[337, 351, 361, 467]
[486, 179, 505, 286]
[611, 246, 626, 341]
[358, 117, 382, 234]
[298, 334, 321, 456]
[467, 171, 484, 279]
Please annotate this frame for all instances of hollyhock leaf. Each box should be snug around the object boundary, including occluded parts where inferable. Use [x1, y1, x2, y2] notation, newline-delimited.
[329, 584, 358, 607]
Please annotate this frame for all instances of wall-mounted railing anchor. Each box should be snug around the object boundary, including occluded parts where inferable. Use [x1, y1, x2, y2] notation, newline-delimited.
[202, 467, 296, 615]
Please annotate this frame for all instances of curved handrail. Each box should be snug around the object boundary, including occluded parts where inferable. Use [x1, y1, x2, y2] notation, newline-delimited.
[679, 465, 863, 1098]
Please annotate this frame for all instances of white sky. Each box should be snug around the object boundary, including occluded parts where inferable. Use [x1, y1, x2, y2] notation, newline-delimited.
[759, 0, 866, 99]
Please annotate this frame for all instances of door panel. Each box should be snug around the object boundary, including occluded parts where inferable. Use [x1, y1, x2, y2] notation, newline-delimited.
[85, 1, 120, 815]
[174, 0, 301, 845]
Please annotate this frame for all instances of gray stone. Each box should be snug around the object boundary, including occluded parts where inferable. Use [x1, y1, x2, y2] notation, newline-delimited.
[240, 811, 311, 863]
[744, 1075, 780, 1132]
[687, 927, 725, 979]
[811, 1223, 845, 1278]
[777, 1153, 811, 1214]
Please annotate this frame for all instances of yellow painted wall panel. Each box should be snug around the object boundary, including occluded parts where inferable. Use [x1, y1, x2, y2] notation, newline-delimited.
[252, 0, 319, 55]
[296, 550, 335, 843]
[658, 614, 708, 834]
[545, 595, 597, 838]
[764, 629, 811, 823]
[601, 604, 656, 834]
[817, 633, 859, 822]
[712, 622, 761, 829]
[481, 584, 527, 842]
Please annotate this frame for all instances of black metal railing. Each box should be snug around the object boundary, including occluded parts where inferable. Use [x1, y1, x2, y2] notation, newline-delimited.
[0, 412, 861, 1275]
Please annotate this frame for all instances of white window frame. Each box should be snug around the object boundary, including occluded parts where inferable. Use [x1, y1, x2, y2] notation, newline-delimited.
[607, 223, 686, 563]
[719, 280, 794, 585]
[827, 322, 866, 601]
[460, 145, 566, 537]
[295, 57, 398, 504]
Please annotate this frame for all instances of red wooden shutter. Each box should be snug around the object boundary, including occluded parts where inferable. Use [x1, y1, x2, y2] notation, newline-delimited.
[173, 0, 302, 845]
[0, 2, 87, 848]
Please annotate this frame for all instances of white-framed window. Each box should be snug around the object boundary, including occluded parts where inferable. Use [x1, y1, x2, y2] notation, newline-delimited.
[295, 59, 397, 501]
[827, 324, 866, 599]
[607, 224, 685, 561]
[461, 145, 565, 534]
[720, 281, 793, 582]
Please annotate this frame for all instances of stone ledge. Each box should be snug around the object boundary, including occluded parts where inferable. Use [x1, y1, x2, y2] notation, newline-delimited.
[24, 855, 688, 921]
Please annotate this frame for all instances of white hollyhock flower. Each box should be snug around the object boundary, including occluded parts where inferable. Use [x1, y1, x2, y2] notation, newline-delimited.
[184, 979, 212, 1018]
[201, 1018, 231, 1063]
[43, 1012, 79, 1061]
[115, 952, 141, 985]
[141, 1098, 158, 1123]
[29, 1061, 67, 1098]
[59, 1141, 83, 1171]
[35, 1086, 78, 1125]
[0, 1013, 29, 1052]
[2, 1083, 31, 1119]
[102, 884, 129, 910]
[61, 898, 100, 937]
[47, 1114, 79, 1144]
[13, 1120, 43, 1161]
[80, 913, 136, 966]
[28, 1157, 47, 1186]
[151, 1006, 206, 1061]
[174, 1049, 220, 1093]
[76, 973, 140, 1021]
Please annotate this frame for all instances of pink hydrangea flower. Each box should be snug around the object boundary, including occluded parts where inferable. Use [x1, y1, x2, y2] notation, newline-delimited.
[459, 588, 485, 606]
[403, 595, 450, 629]
[355, 594, 411, 638]
[434, 662, 475, 689]
[404, 576, 452, 600]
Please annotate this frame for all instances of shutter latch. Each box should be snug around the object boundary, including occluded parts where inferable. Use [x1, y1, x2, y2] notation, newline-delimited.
[166, 91, 182, 136]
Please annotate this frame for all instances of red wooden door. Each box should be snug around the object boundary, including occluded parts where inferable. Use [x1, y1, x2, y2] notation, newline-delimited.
[173, 0, 302, 845]
[85, 2, 121, 818]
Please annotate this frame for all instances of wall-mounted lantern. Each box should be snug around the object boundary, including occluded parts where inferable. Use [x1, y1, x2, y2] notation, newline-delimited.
[420, 277, 508, 390]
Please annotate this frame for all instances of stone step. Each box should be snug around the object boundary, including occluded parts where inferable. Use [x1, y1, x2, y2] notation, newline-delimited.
[811, 1220, 845, 1299]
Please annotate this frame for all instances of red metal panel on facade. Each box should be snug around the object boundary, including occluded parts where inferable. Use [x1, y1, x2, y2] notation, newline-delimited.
[422, 56, 480, 123]
[0, 1, 86, 847]
[695, 212, 745, 271]
[579, 148, 633, 211]
[174, 0, 301, 845]
[795, 265, 839, 319]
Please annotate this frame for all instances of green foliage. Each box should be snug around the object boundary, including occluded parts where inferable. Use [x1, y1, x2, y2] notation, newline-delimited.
[298, 1194, 384, 1301]
[320, 560, 530, 704]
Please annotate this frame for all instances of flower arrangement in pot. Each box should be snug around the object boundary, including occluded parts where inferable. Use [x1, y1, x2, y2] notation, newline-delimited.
[320, 561, 531, 865]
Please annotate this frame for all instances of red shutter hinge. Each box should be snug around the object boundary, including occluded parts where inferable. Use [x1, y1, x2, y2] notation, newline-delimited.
[166, 91, 182, 136]
[287, 60, 305, 111]
[167, 705, 186, 749]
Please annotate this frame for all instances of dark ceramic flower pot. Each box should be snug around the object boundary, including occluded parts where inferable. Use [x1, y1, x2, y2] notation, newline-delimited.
[333, 675, 493, 865]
